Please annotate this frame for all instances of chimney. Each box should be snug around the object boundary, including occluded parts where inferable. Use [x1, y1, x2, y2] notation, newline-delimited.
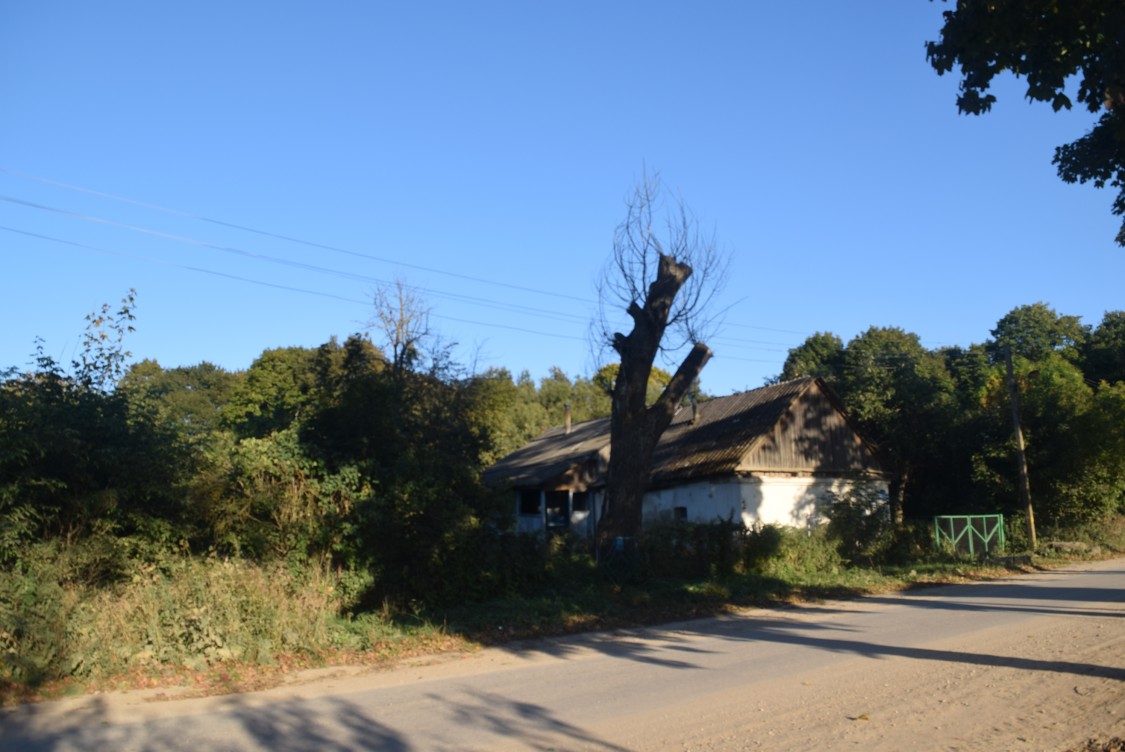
[691, 394, 699, 424]
[565, 402, 572, 434]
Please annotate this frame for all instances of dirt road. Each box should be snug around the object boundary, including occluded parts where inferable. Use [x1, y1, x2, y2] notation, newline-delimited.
[2, 558, 1123, 751]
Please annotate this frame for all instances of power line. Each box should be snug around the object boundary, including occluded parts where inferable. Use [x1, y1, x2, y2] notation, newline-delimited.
[0, 170, 890, 359]
[0, 196, 591, 326]
[0, 225, 585, 342]
[0, 225, 370, 305]
[0, 167, 596, 305]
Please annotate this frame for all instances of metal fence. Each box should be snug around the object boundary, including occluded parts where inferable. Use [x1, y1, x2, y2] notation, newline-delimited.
[933, 514, 1006, 557]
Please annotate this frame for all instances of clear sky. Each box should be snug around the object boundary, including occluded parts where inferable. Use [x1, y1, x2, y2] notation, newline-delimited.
[2, 2, 1122, 396]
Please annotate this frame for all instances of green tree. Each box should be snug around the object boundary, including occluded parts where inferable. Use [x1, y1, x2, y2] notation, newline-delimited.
[0, 295, 190, 561]
[301, 335, 386, 467]
[987, 302, 1087, 363]
[464, 368, 549, 465]
[119, 360, 236, 446]
[977, 305, 1125, 526]
[222, 346, 317, 438]
[926, 1, 1125, 245]
[1082, 310, 1125, 385]
[591, 363, 675, 409]
[779, 332, 844, 382]
[836, 327, 956, 524]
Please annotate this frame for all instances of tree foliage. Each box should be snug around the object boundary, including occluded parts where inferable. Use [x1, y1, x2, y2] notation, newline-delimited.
[779, 332, 844, 382]
[5, 283, 1125, 626]
[781, 305, 1125, 529]
[926, 0, 1125, 244]
[1083, 310, 1125, 384]
[987, 302, 1086, 363]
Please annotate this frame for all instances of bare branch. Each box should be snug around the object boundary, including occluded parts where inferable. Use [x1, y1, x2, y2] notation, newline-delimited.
[367, 279, 432, 378]
[594, 171, 726, 363]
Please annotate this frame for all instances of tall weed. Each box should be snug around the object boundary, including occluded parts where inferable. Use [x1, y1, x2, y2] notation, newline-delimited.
[755, 526, 844, 580]
[1, 545, 366, 687]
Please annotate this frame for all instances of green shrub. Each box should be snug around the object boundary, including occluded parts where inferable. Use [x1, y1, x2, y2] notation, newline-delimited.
[1036, 512, 1125, 554]
[0, 545, 369, 688]
[825, 487, 895, 566]
[638, 518, 743, 579]
[741, 523, 785, 573]
[0, 545, 79, 685]
[755, 526, 843, 579]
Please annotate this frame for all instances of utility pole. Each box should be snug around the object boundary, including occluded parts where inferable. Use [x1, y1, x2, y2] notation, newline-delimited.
[1005, 348, 1037, 550]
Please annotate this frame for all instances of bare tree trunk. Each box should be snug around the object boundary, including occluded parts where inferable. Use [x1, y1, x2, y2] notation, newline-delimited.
[599, 253, 712, 545]
[888, 466, 907, 526]
[593, 173, 725, 554]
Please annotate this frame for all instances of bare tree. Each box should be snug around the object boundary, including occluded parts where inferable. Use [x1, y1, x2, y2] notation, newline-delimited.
[368, 279, 462, 384]
[595, 173, 726, 546]
[368, 279, 433, 381]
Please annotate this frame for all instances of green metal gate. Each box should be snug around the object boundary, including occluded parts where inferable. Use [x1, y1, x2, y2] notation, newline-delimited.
[933, 514, 1006, 557]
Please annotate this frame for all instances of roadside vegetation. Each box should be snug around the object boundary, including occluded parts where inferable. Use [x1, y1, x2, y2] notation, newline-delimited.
[3, 291, 1125, 704]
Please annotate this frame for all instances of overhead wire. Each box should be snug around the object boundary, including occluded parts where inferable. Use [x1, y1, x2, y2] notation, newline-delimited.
[0, 167, 595, 304]
[0, 195, 592, 327]
[1, 225, 590, 344]
[6, 169, 959, 363]
[0, 169, 843, 349]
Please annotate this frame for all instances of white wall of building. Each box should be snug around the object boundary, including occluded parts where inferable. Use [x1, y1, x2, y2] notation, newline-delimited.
[516, 477, 887, 535]
[644, 476, 888, 529]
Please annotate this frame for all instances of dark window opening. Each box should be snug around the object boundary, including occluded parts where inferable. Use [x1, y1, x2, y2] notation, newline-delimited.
[572, 491, 590, 512]
[518, 490, 541, 515]
[545, 490, 569, 530]
[673, 506, 688, 521]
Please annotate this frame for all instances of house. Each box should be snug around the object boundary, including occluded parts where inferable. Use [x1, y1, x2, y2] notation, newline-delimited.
[483, 376, 887, 537]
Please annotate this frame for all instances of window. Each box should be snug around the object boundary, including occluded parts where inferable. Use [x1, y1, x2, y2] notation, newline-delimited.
[673, 506, 688, 521]
[572, 491, 590, 512]
[545, 490, 569, 530]
[518, 490, 541, 515]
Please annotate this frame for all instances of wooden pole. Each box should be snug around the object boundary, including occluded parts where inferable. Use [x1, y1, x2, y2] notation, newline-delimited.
[1005, 348, 1037, 550]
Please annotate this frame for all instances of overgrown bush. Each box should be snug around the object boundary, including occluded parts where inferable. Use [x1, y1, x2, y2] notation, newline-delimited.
[1036, 512, 1125, 554]
[0, 545, 79, 686]
[420, 525, 577, 607]
[753, 526, 844, 579]
[826, 486, 895, 566]
[638, 518, 743, 578]
[741, 523, 785, 573]
[0, 545, 378, 688]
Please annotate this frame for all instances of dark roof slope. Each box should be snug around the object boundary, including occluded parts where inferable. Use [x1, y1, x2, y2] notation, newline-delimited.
[484, 376, 879, 488]
[649, 377, 816, 482]
[481, 415, 610, 488]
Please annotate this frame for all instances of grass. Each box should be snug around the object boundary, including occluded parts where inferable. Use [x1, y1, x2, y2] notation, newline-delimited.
[2, 520, 1120, 706]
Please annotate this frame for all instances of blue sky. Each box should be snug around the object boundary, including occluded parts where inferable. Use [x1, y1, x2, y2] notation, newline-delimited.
[2, 2, 1121, 396]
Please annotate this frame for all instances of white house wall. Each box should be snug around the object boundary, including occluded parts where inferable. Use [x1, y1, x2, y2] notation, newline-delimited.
[643, 476, 888, 528]
[643, 481, 743, 525]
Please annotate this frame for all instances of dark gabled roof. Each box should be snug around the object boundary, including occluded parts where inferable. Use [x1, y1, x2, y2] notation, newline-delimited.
[482, 415, 610, 488]
[649, 376, 817, 483]
[483, 376, 877, 489]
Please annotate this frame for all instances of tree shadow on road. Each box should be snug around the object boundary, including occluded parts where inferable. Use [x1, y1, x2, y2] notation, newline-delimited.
[0, 693, 412, 752]
[0, 679, 631, 752]
[485, 568, 1124, 683]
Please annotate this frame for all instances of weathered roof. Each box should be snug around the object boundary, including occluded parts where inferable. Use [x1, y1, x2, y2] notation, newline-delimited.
[649, 376, 818, 483]
[482, 415, 610, 488]
[483, 376, 881, 489]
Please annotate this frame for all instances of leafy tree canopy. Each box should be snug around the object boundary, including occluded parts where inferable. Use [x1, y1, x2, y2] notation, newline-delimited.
[1083, 310, 1125, 385]
[779, 331, 844, 382]
[222, 346, 317, 438]
[926, 1, 1125, 244]
[591, 363, 676, 406]
[987, 302, 1087, 363]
